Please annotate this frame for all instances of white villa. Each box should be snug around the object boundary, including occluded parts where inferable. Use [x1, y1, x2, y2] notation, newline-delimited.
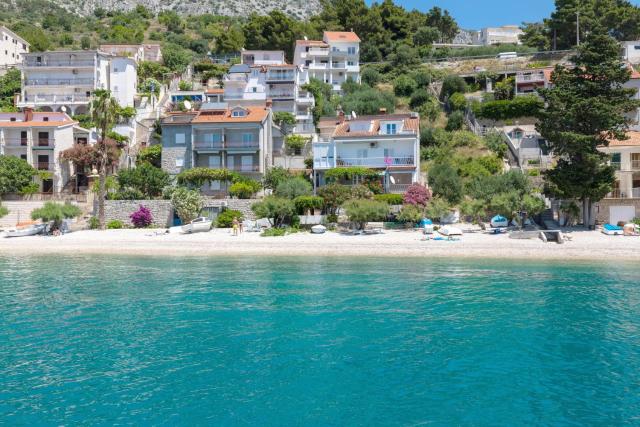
[477, 26, 523, 45]
[0, 26, 29, 68]
[293, 31, 361, 93]
[17, 50, 137, 116]
[0, 110, 86, 194]
[313, 112, 421, 193]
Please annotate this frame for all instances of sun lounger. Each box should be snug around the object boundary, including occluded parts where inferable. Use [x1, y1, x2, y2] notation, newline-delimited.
[363, 222, 384, 234]
[602, 224, 624, 236]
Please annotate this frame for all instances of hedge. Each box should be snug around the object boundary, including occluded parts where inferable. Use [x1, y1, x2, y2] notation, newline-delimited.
[474, 95, 543, 121]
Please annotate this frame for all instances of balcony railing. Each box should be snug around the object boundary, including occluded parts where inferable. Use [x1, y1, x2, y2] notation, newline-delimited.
[25, 78, 94, 86]
[36, 162, 54, 171]
[269, 92, 295, 98]
[387, 184, 411, 194]
[193, 140, 259, 150]
[517, 72, 545, 82]
[226, 140, 259, 149]
[193, 140, 224, 150]
[335, 156, 416, 168]
[20, 94, 91, 103]
[266, 74, 295, 82]
[34, 139, 55, 148]
[227, 165, 260, 172]
[633, 188, 640, 198]
[308, 48, 330, 56]
[632, 160, 640, 170]
[24, 59, 95, 67]
[4, 138, 28, 147]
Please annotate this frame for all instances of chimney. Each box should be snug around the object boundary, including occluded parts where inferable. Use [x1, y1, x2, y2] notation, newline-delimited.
[24, 107, 33, 122]
[379, 107, 387, 115]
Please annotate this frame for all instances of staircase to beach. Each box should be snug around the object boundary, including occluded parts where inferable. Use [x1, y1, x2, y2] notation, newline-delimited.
[0, 200, 92, 229]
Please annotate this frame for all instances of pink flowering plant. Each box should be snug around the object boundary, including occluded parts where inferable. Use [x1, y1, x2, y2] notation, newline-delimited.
[402, 184, 432, 207]
[130, 205, 153, 228]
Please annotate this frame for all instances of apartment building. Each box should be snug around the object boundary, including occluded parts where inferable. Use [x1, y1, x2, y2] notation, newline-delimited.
[514, 68, 553, 96]
[161, 103, 273, 195]
[622, 41, 640, 64]
[477, 26, 523, 45]
[293, 31, 361, 93]
[596, 132, 640, 223]
[99, 44, 163, 63]
[0, 110, 83, 193]
[312, 112, 421, 194]
[223, 50, 314, 135]
[17, 50, 137, 115]
[0, 26, 29, 68]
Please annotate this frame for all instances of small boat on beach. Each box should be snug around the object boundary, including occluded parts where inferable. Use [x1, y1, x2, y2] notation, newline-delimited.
[311, 225, 327, 234]
[181, 217, 212, 234]
[4, 223, 46, 238]
[438, 226, 463, 236]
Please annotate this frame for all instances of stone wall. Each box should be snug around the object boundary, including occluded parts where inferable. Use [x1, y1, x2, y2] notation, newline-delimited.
[161, 147, 187, 175]
[101, 198, 260, 227]
[102, 200, 173, 227]
[594, 198, 640, 224]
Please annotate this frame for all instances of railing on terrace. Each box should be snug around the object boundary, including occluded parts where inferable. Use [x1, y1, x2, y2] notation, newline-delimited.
[517, 73, 545, 82]
[25, 78, 94, 86]
[226, 140, 260, 149]
[227, 165, 260, 172]
[36, 162, 54, 171]
[266, 74, 295, 81]
[23, 59, 95, 67]
[269, 92, 295, 98]
[4, 138, 28, 147]
[21, 94, 90, 103]
[193, 140, 259, 150]
[336, 156, 415, 168]
[308, 48, 330, 55]
[387, 184, 411, 194]
[34, 139, 55, 148]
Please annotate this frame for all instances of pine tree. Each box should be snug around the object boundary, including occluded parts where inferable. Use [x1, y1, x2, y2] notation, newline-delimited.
[537, 30, 640, 226]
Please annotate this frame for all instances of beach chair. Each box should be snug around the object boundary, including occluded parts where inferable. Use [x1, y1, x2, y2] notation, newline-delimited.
[364, 222, 384, 234]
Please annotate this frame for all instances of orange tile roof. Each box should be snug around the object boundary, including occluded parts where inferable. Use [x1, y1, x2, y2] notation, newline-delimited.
[205, 88, 224, 94]
[191, 106, 269, 124]
[0, 121, 75, 128]
[0, 112, 76, 128]
[323, 31, 360, 43]
[331, 114, 419, 137]
[608, 131, 640, 146]
[628, 64, 640, 80]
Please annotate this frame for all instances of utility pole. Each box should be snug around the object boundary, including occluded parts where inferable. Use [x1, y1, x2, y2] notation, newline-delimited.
[576, 11, 580, 46]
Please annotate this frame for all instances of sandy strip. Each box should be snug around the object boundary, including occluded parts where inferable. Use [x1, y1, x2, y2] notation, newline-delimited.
[0, 227, 639, 261]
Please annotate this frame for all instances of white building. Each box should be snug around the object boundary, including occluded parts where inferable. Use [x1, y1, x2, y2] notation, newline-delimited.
[17, 50, 137, 116]
[478, 26, 523, 45]
[622, 41, 640, 64]
[223, 50, 315, 135]
[99, 44, 163, 63]
[294, 31, 361, 93]
[313, 112, 421, 193]
[0, 26, 29, 68]
[0, 110, 85, 193]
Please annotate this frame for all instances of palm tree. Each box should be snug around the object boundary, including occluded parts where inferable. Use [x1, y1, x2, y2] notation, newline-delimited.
[91, 89, 121, 230]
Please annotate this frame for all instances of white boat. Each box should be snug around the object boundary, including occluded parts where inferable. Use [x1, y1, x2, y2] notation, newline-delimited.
[4, 223, 46, 238]
[490, 215, 509, 228]
[181, 217, 212, 234]
[438, 226, 463, 236]
[311, 225, 327, 234]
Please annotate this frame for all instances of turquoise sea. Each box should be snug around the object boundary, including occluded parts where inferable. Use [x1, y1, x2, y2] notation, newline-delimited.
[1, 256, 639, 425]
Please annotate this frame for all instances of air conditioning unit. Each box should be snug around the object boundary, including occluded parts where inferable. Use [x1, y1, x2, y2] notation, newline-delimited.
[369, 142, 378, 148]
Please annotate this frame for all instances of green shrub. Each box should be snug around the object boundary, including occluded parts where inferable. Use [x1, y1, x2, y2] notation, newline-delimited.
[30, 202, 82, 229]
[88, 216, 100, 229]
[294, 196, 324, 214]
[342, 199, 389, 230]
[361, 67, 381, 86]
[397, 204, 424, 224]
[229, 180, 260, 199]
[251, 196, 296, 228]
[275, 177, 312, 199]
[445, 111, 464, 131]
[106, 220, 124, 229]
[263, 166, 294, 190]
[171, 187, 203, 223]
[440, 75, 467, 100]
[374, 194, 404, 205]
[474, 95, 543, 121]
[394, 75, 417, 97]
[260, 227, 286, 237]
[216, 209, 243, 228]
[409, 88, 432, 109]
[449, 92, 467, 111]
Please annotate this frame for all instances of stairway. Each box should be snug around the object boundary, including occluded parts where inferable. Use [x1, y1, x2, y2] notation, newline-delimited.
[540, 208, 560, 230]
[0, 201, 47, 229]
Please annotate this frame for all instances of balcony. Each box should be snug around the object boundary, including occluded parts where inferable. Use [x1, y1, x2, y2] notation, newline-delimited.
[4, 138, 28, 147]
[632, 160, 640, 170]
[266, 73, 295, 82]
[387, 184, 412, 194]
[309, 63, 329, 70]
[33, 139, 55, 149]
[226, 140, 260, 150]
[227, 164, 260, 173]
[331, 62, 347, 70]
[336, 156, 416, 168]
[296, 92, 314, 104]
[269, 91, 295, 99]
[25, 78, 94, 86]
[18, 94, 91, 105]
[607, 189, 622, 198]
[308, 48, 330, 56]
[36, 162, 54, 171]
[23, 59, 95, 67]
[193, 140, 224, 150]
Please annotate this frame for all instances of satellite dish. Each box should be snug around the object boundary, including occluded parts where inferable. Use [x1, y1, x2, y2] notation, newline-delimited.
[183, 100, 192, 111]
[61, 106, 67, 113]
[390, 176, 396, 185]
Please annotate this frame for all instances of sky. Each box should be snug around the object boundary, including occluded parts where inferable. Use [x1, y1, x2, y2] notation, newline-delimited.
[368, 0, 640, 29]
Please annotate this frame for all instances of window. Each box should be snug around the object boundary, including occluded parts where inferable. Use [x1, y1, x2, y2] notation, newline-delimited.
[43, 117, 48, 122]
[386, 123, 397, 135]
[175, 133, 185, 144]
[227, 156, 235, 170]
[241, 155, 253, 171]
[347, 61, 355, 66]
[252, 87, 257, 93]
[348, 46, 356, 55]
[175, 156, 184, 167]
[232, 110, 245, 117]
[634, 46, 640, 50]
[208, 155, 221, 168]
[242, 133, 253, 145]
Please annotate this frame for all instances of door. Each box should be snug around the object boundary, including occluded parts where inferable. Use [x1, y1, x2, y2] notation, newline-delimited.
[20, 131, 27, 146]
[37, 154, 49, 171]
[42, 179, 53, 194]
[227, 156, 235, 171]
[38, 132, 49, 147]
[610, 206, 636, 224]
[356, 149, 368, 166]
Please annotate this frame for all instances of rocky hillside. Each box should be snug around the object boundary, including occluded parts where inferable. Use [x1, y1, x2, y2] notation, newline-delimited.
[33, 0, 322, 19]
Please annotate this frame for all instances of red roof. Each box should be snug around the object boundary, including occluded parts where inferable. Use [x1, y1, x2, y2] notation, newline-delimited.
[331, 114, 419, 137]
[323, 31, 360, 43]
[608, 131, 640, 147]
[191, 106, 269, 124]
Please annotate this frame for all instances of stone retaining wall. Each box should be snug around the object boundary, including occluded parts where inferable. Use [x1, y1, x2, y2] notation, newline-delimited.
[102, 200, 173, 227]
[102, 198, 261, 227]
[594, 198, 640, 224]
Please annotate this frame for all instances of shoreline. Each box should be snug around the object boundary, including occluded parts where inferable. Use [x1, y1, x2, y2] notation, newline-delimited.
[1, 228, 640, 262]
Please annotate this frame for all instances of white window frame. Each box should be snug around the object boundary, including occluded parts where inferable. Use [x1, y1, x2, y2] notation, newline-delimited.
[175, 133, 185, 145]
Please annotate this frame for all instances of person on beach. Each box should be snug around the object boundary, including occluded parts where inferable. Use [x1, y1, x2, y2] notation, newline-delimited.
[232, 217, 239, 236]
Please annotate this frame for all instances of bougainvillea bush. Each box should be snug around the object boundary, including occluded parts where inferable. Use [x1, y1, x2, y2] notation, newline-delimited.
[402, 184, 432, 206]
[130, 205, 153, 228]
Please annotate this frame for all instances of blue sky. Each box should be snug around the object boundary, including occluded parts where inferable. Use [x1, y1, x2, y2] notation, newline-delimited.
[370, 0, 640, 29]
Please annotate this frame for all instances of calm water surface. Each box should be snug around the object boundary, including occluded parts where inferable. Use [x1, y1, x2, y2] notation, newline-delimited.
[0, 256, 639, 425]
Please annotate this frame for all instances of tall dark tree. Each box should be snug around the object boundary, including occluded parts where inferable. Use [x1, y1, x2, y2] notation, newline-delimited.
[537, 30, 640, 226]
